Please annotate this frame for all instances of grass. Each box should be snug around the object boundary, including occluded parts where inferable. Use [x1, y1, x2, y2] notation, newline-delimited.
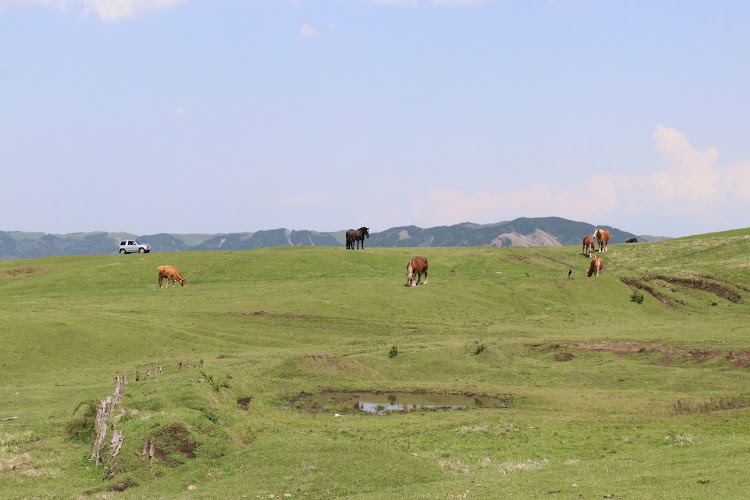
[1, 229, 749, 498]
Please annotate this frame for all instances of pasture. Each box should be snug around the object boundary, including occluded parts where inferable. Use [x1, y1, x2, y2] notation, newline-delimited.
[1, 229, 749, 499]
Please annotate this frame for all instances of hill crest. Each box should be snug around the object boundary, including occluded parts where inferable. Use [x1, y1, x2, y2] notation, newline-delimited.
[0, 217, 646, 260]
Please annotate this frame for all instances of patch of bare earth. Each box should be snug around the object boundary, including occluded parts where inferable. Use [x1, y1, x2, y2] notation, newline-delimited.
[701, 274, 750, 293]
[0, 268, 36, 278]
[619, 277, 682, 308]
[153, 423, 197, 467]
[228, 311, 266, 317]
[621, 274, 745, 308]
[539, 341, 750, 369]
[649, 275, 743, 303]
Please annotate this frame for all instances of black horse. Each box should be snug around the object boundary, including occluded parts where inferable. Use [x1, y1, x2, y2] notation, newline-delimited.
[346, 227, 370, 249]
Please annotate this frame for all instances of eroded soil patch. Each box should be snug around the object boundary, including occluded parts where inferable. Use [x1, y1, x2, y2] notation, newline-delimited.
[228, 311, 266, 317]
[620, 277, 683, 308]
[153, 423, 197, 466]
[649, 275, 743, 303]
[537, 341, 750, 369]
[621, 274, 745, 307]
[0, 268, 36, 278]
[701, 274, 750, 293]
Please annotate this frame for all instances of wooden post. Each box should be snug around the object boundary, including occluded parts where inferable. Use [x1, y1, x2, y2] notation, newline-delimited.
[110, 430, 124, 456]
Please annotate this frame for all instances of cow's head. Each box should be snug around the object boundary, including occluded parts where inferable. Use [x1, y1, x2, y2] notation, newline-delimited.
[178, 278, 187, 287]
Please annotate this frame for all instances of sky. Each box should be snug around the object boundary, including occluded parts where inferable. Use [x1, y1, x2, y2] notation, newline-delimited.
[1, 0, 749, 238]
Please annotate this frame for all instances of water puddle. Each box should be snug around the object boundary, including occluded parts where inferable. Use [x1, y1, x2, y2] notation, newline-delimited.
[287, 391, 510, 414]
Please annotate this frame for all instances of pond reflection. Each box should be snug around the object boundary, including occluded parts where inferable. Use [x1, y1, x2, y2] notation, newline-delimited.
[289, 391, 509, 414]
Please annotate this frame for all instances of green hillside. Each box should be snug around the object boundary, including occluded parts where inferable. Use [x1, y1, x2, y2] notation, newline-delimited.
[1, 229, 748, 498]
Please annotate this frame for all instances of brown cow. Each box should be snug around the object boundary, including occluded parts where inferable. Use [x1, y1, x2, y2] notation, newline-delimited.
[626, 237, 638, 243]
[587, 256, 603, 277]
[593, 228, 611, 252]
[158, 265, 186, 288]
[406, 256, 428, 287]
[582, 235, 595, 257]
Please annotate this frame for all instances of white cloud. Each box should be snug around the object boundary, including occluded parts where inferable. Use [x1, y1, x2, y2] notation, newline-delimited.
[649, 125, 721, 206]
[412, 126, 749, 232]
[0, 0, 186, 21]
[414, 175, 617, 227]
[299, 24, 317, 39]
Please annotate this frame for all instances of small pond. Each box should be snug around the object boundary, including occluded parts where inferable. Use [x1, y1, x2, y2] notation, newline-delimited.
[288, 391, 510, 414]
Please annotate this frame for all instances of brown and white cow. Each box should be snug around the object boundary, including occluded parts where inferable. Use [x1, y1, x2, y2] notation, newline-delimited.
[593, 228, 611, 252]
[158, 265, 186, 288]
[582, 235, 596, 257]
[587, 256, 603, 277]
[406, 256, 428, 287]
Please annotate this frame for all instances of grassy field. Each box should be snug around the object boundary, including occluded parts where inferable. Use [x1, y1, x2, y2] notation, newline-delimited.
[1, 229, 749, 499]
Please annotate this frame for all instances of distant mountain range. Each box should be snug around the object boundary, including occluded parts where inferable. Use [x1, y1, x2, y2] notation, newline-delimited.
[0, 217, 653, 261]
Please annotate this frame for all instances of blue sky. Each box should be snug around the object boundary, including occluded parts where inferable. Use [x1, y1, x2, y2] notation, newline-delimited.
[1, 0, 748, 237]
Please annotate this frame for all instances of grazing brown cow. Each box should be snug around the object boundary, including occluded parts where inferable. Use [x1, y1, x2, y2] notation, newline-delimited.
[626, 237, 638, 243]
[593, 228, 611, 252]
[582, 235, 595, 257]
[158, 265, 186, 288]
[406, 256, 428, 287]
[587, 256, 603, 277]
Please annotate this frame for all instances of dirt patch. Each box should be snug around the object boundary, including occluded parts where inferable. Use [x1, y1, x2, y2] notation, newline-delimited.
[649, 275, 743, 303]
[621, 274, 745, 307]
[535, 341, 750, 369]
[236, 396, 252, 410]
[728, 352, 750, 369]
[620, 277, 682, 308]
[84, 477, 139, 495]
[701, 274, 750, 293]
[153, 423, 197, 466]
[0, 268, 36, 278]
[228, 311, 266, 317]
[107, 477, 138, 492]
[552, 352, 574, 362]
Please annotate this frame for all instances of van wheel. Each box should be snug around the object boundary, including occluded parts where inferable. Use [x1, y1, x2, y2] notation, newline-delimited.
[119, 249, 126, 254]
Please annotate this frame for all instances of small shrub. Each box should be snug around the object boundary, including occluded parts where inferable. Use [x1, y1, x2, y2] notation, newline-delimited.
[388, 346, 398, 358]
[201, 370, 230, 391]
[630, 292, 644, 304]
[66, 399, 99, 442]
